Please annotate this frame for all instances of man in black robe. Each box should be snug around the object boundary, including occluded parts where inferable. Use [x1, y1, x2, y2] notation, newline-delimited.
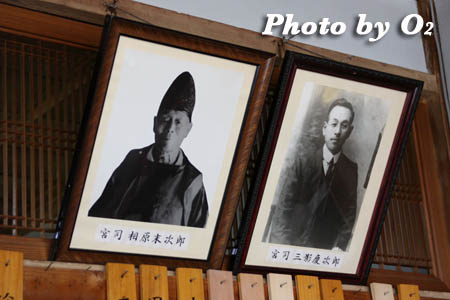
[88, 72, 208, 228]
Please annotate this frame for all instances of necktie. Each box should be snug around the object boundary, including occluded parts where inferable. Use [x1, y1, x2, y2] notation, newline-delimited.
[325, 158, 334, 182]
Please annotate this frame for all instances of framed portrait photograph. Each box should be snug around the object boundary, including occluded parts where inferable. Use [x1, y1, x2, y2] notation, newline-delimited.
[233, 51, 422, 283]
[53, 16, 275, 269]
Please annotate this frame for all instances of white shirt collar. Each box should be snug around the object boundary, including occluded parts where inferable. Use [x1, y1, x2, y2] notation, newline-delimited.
[323, 144, 341, 164]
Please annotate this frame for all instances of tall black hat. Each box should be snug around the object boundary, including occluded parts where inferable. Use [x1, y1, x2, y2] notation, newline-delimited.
[157, 71, 195, 120]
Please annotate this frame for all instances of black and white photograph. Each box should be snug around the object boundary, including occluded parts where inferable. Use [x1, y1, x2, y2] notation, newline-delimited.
[87, 71, 209, 228]
[63, 18, 275, 264]
[263, 84, 391, 252]
[234, 52, 422, 282]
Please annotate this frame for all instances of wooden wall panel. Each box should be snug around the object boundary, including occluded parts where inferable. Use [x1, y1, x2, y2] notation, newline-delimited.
[0, 250, 23, 300]
[0, 29, 96, 237]
[412, 102, 450, 289]
[17, 263, 450, 300]
[0, 3, 101, 49]
[0, 0, 449, 294]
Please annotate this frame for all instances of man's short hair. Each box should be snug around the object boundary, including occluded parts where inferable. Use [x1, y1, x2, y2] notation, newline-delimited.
[327, 98, 355, 124]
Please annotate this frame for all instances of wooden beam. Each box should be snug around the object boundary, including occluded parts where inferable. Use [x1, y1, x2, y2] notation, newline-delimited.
[283, 42, 438, 93]
[0, 0, 439, 93]
[417, 0, 438, 74]
[369, 268, 449, 292]
[417, 1, 450, 243]
[0, 3, 101, 49]
[412, 102, 450, 290]
[0, 235, 51, 260]
[12, 262, 450, 300]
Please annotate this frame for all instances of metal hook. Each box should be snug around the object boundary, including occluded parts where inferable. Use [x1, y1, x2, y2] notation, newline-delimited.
[154, 274, 160, 280]
[280, 282, 288, 288]
[384, 291, 390, 296]
[332, 287, 338, 293]
[120, 270, 128, 278]
[220, 280, 226, 285]
[189, 277, 196, 283]
[409, 293, 415, 297]
[251, 282, 258, 288]
[5, 259, 10, 267]
[103, 0, 118, 16]
[308, 284, 314, 289]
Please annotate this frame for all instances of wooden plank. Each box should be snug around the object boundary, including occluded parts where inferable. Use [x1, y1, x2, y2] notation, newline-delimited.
[206, 269, 234, 300]
[105, 263, 137, 300]
[46, 49, 54, 224]
[37, 42, 45, 235]
[3, 0, 438, 93]
[283, 42, 438, 93]
[63, 54, 70, 184]
[416, 1, 437, 74]
[70, 53, 76, 156]
[375, 223, 387, 265]
[75, 62, 83, 129]
[368, 268, 449, 292]
[295, 275, 320, 300]
[139, 265, 169, 300]
[412, 102, 450, 289]
[0, 250, 23, 300]
[407, 196, 420, 268]
[418, 2, 450, 242]
[398, 284, 420, 300]
[2, 36, 8, 227]
[267, 273, 294, 300]
[394, 188, 408, 267]
[54, 48, 61, 215]
[0, 3, 101, 49]
[320, 279, 344, 300]
[29, 46, 36, 229]
[237, 273, 264, 300]
[389, 190, 399, 267]
[175, 268, 205, 300]
[382, 200, 395, 265]
[20, 44, 27, 230]
[11, 42, 18, 235]
[370, 283, 394, 300]
[0, 262, 447, 300]
[0, 235, 51, 260]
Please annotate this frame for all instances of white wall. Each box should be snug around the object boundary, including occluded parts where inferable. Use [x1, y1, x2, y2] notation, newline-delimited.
[135, 0, 428, 72]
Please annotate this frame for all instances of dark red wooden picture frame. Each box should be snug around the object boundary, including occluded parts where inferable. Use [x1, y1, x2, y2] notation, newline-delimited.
[233, 51, 423, 284]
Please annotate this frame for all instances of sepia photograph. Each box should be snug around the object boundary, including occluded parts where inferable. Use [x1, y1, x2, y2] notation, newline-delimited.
[234, 51, 422, 283]
[264, 84, 391, 252]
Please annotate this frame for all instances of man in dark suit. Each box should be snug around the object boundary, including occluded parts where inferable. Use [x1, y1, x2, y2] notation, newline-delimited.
[267, 98, 357, 251]
[88, 72, 208, 228]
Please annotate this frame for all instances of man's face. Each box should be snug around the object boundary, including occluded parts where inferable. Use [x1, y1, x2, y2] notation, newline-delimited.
[154, 110, 192, 153]
[322, 105, 353, 154]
